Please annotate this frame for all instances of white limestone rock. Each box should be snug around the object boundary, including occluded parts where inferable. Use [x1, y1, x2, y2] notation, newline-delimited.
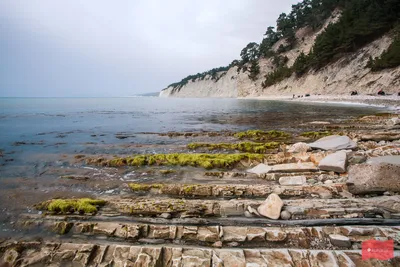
[309, 135, 357, 151]
[247, 163, 271, 174]
[318, 151, 348, 173]
[288, 142, 310, 153]
[278, 176, 306, 186]
[257, 193, 283, 220]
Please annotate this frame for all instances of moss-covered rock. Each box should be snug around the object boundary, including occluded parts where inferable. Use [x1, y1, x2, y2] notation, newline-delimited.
[187, 142, 280, 153]
[159, 169, 176, 175]
[300, 131, 332, 139]
[129, 183, 164, 192]
[234, 130, 290, 141]
[35, 198, 106, 214]
[89, 153, 264, 169]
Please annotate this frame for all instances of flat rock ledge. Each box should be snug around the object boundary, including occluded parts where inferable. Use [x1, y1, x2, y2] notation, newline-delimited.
[1, 240, 400, 267]
[17, 218, 400, 249]
[34, 195, 400, 222]
[131, 183, 347, 198]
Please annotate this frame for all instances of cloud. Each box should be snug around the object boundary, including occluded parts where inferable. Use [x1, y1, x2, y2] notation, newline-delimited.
[0, 0, 293, 97]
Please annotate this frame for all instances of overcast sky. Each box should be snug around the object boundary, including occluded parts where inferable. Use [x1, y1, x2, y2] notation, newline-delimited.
[0, 1, 293, 97]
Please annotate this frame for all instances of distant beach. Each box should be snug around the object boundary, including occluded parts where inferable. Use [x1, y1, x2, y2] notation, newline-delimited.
[241, 94, 400, 111]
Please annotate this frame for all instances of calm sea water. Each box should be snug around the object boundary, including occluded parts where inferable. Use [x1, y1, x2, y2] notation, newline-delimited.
[0, 97, 382, 150]
[0, 97, 382, 178]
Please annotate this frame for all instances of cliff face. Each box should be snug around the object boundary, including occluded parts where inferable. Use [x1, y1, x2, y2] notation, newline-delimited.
[159, 66, 238, 98]
[240, 34, 400, 97]
[160, 12, 400, 98]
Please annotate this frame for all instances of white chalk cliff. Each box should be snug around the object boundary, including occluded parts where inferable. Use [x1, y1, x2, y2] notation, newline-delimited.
[160, 11, 400, 98]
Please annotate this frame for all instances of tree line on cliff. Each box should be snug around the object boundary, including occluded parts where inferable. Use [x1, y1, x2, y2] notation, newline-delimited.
[168, 0, 400, 89]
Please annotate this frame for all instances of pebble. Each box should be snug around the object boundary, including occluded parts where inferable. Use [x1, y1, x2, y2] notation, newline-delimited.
[280, 210, 292, 220]
[247, 206, 261, 217]
[159, 213, 172, 219]
[324, 180, 333, 185]
[308, 179, 317, 184]
[212, 241, 222, 248]
[383, 211, 391, 219]
[226, 242, 240, 247]
[244, 211, 254, 218]
[318, 174, 329, 182]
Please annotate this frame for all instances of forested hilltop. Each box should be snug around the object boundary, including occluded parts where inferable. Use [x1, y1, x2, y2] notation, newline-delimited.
[161, 0, 400, 97]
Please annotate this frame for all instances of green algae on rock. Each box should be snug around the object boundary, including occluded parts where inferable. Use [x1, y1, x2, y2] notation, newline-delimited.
[187, 141, 280, 153]
[53, 221, 74, 235]
[234, 130, 290, 140]
[36, 198, 106, 214]
[159, 169, 176, 175]
[300, 131, 332, 139]
[88, 153, 264, 169]
[129, 183, 164, 192]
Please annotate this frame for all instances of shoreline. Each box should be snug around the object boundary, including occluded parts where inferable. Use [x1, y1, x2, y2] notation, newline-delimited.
[240, 94, 400, 112]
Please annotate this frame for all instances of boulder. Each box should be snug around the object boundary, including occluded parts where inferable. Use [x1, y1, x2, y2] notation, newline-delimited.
[278, 176, 306, 185]
[309, 135, 357, 151]
[318, 151, 347, 173]
[257, 193, 283, 220]
[366, 156, 400, 165]
[247, 163, 271, 174]
[347, 163, 400, 194]
[288, 142, 310, 153]
[387, 117, 400, 126]
[329, 234, 351, 248]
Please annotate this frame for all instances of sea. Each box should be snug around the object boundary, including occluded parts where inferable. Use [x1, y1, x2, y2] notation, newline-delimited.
[0, 96, 382, 160]
[0, 97, 382, 230]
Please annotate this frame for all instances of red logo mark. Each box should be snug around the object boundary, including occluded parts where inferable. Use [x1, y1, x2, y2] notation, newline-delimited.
[362, 240, 394, 261]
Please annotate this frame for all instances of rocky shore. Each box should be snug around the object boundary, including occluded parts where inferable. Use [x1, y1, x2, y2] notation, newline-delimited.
[243, 95, 400, 112]
[1, 112, 400, 266]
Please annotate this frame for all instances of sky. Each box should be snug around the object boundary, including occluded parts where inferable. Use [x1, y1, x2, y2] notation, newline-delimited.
[0, 1, 293, 97]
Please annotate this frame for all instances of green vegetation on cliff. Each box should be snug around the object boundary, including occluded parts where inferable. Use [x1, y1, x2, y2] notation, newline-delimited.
[368, 28, 400, 71]
[167, 65, 231, 90]
[166, 0, 400, 90]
